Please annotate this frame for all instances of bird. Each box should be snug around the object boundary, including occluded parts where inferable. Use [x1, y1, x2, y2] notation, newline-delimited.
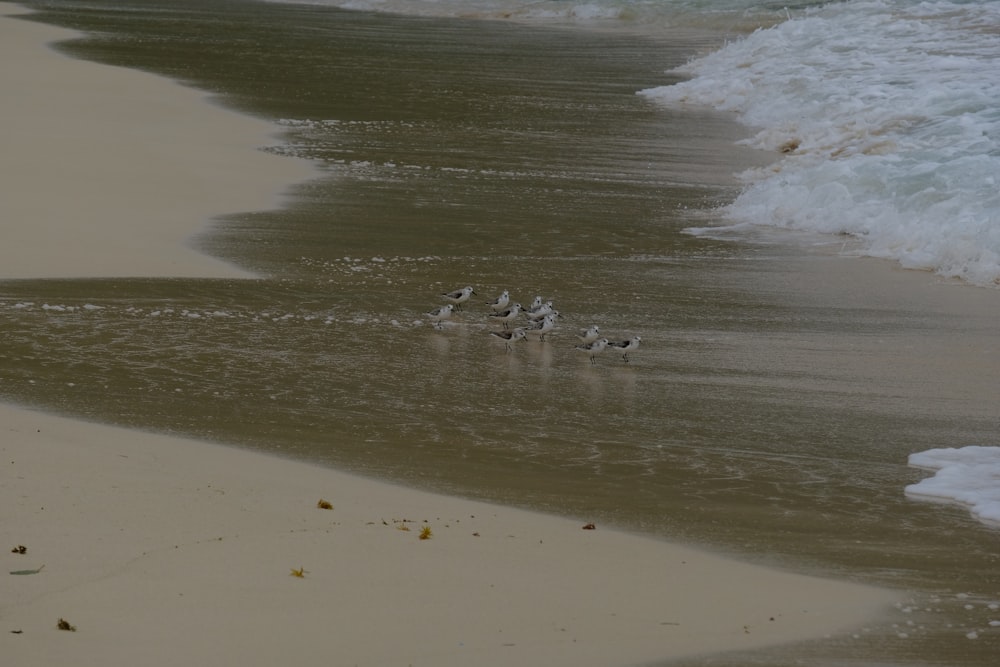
[575, 337, 609, 364]
[488, 302, 522, 329]
[525, 301, 555, 321]
[526, 295, 544, 312]
[425, 304, 454, 328]
[486, 290, 510, 312]
[441, 286, 475, 310]
[526, 313, 557, 341]
[490, 327, 527, 352]
[575, 325, 601, 345]
[608, 335, 641, 362]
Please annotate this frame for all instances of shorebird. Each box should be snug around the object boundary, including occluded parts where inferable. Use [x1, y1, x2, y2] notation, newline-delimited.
[575, 325, 601, 345]
[490, 327, 527, 352]
[608, 335, 641, 362]
[575, 337, 609, 364]
[525, 301, 555, 321]
[486, 290, 510, 312]
[425, 304, 454, 329]
[441, 286, 475, 310]
[526, 313, 557, 341]
[488, 302, 522, 329]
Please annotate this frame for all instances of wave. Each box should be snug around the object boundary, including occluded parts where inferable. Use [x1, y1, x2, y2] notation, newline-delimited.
[641, 0, 1000, 286]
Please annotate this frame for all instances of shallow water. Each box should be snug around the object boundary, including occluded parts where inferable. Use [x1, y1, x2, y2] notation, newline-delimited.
[4, 1, 1000, 664]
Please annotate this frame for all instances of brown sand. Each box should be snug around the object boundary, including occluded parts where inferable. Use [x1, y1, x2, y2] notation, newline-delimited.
[0, 4, 896, 665]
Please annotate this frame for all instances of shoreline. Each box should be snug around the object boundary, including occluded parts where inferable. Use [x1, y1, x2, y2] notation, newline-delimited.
[3, 401, 896, 666]
[0, 3, 899, 664]
[0, 2, 315, 280]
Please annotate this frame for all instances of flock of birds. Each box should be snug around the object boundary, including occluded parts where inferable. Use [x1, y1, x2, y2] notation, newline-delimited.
[426, 286, 641, 364]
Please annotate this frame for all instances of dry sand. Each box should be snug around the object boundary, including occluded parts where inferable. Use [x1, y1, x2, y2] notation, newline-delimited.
[0, 3, 315, 280]
[3, 403, 894, 667]
[0, 4, 897, 665]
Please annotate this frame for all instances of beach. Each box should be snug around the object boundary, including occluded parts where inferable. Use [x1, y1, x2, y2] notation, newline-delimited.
[0, 4, 901, 665]
[0, 3, 314, 280]
[2, 402, 894, 666]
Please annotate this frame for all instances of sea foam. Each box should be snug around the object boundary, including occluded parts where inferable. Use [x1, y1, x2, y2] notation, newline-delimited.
[906, 446, 1000, 527]
[640, 0, 1000, 287]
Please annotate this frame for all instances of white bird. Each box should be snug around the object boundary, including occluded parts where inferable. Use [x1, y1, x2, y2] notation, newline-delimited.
[575, 325, 601, 345]
[526, 295, 544, 312]
[490, 327, 527, 351]
[486, 290, 510, 312]
[488, 302, 522, 329]
[525, 301, 555, 321]
[526, 313, 557, 341]
[575, 337, 609, 364]
[441, 286, 475, 310]
[425, 304, 454, 328]
[608, 335, 641, 362]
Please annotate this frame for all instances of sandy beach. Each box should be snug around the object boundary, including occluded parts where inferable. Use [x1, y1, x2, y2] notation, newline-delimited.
[0, 3, 314, 280]
[3, 402, 894, 666]
[1, 3, 897, 665]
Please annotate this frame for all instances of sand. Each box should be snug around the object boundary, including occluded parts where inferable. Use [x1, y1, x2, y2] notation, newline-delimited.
[3, 402, 894, 666]
[0, 3, 315, 280]
[0, 4, 896, 665]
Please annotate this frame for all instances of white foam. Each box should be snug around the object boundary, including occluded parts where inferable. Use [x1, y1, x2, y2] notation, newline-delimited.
[906, 446, 1000, 527]
[640, 0, 1000, 287]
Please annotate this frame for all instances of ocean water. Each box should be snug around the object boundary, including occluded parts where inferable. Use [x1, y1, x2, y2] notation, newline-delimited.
[315, 0, 1000, 287]
[640, 0, 1000, 288]
[4, 0, 1000, 665]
